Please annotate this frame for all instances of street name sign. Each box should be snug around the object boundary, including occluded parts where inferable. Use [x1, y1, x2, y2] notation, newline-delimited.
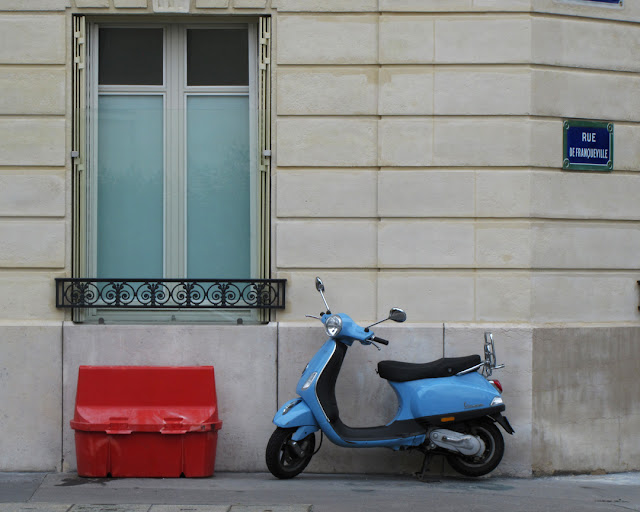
[563, 120, 614, 172]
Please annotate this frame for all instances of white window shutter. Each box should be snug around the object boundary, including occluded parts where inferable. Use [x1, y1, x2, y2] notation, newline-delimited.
[72, 15, 87, 321]
[258, 16, 272, 321]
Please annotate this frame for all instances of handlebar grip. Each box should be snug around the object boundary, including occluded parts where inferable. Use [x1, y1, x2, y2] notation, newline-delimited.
[372, 336, 389, 345]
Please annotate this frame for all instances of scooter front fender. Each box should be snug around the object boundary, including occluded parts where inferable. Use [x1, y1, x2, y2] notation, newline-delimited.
[273, 398, 319, 430]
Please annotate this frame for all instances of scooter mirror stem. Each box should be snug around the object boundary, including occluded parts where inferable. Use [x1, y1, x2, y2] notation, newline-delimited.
[315, 277, 331, 314]
[365, 307, 406, 330]
[365, 318, 387, 330]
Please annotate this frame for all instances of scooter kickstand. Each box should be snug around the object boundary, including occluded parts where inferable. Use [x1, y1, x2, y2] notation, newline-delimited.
[415, 453, 439, 483]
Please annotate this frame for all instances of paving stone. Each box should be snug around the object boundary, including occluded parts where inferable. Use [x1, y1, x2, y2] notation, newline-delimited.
[229, 507, 311, 512]
[70, 506, 151, 512]
[150, 506, 230, 512]
[0, 505, 72, 512]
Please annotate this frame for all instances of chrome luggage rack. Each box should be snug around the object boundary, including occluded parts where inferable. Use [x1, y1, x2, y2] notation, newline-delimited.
[456, 332, 505, 377]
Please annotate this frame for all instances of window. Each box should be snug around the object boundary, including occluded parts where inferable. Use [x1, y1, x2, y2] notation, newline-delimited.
[68, 18, 275, 323]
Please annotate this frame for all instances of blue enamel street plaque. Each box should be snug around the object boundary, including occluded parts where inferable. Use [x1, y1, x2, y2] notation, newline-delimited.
[563, 120, 614, 171]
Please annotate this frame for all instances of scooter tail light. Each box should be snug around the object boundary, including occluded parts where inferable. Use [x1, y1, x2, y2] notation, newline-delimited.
[489, 379, 503, 393]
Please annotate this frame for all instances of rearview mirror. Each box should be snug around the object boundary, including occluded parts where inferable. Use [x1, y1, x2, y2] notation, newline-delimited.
[315, 277, 325, 292]
[389, 308, 406, 323]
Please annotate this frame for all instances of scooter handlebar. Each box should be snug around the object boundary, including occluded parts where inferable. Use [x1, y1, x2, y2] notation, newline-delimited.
[371, 336, 389, 345]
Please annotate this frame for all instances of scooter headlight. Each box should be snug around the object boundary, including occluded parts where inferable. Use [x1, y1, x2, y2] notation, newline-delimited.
[324, 315, 343, 337]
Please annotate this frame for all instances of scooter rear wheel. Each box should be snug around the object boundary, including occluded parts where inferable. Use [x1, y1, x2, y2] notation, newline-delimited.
[266, 427, 316, 479]
[446, 419, 504, 477]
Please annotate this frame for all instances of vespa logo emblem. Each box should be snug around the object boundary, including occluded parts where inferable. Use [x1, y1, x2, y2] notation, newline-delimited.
[464, 402, 484, 409]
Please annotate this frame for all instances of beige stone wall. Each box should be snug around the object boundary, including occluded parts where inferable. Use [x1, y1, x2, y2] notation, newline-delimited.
[0, 7, 68, 322]
[274, 10, 535, 324]
[0, 4, 632, 326]
[0, 2, 69, 472]
[529, 12, 640, 326]
[271, 3, 640, 476]
[273, 5, 640, 328]
[533, 327, 640, 474]
[0, 0, 639, 475]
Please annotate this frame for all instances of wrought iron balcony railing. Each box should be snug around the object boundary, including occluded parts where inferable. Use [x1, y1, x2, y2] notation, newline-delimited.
[55, 278, 286, 309]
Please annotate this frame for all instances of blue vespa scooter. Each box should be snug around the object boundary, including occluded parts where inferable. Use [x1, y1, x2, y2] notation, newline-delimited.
[266, 277, 514, 479]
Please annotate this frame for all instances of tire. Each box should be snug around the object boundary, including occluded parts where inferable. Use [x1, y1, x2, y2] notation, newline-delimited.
[266, 427, 316, 479]
[446, 419, 504, 477]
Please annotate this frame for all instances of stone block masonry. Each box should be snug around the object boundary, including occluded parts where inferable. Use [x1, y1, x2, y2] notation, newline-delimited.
[0, 1, 637, 476]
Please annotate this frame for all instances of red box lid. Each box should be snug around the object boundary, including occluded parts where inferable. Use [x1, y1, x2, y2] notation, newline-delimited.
[70, 366, 222, 434]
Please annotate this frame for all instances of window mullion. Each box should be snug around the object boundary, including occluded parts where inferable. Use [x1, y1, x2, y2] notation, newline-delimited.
[164, 24, 185, 278]
[177, 25, 187, 278]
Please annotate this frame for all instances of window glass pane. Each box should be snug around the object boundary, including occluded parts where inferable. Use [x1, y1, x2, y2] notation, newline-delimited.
[99, 28, 163, 85]
[97, 95, 164, 278]
[187, 29, 248, 86]
[187, 95, 250, 278]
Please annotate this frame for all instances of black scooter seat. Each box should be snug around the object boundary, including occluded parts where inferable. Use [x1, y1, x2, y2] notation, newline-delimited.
[378, 355, 482, 382]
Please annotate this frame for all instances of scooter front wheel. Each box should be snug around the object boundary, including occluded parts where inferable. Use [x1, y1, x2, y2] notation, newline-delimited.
[266, 427, 316, 479]
[446, 419, 504, 477]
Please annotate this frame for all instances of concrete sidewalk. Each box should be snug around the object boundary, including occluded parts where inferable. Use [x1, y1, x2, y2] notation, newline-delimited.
[1, 472, 640, 512]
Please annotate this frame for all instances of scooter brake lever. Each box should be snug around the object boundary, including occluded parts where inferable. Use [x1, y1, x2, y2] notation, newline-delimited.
[305, 314, 321, 320]
[370, 342, 381, 352]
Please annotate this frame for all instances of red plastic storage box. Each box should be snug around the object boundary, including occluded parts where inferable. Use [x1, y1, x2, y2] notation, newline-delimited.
[70, 366, 222, 478]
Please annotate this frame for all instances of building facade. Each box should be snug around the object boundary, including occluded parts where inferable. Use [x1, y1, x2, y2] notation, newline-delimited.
[0, 0, 639, 476]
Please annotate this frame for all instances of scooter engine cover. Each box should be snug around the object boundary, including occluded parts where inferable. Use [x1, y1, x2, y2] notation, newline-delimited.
[430, 428, 484, 456]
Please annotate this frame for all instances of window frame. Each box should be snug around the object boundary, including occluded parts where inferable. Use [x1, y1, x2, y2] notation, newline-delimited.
[74, 17, 266, 324]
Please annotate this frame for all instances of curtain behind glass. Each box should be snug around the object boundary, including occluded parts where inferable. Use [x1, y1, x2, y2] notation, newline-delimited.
[97, 95, 164, 278]
[186, 95, 250, 278]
